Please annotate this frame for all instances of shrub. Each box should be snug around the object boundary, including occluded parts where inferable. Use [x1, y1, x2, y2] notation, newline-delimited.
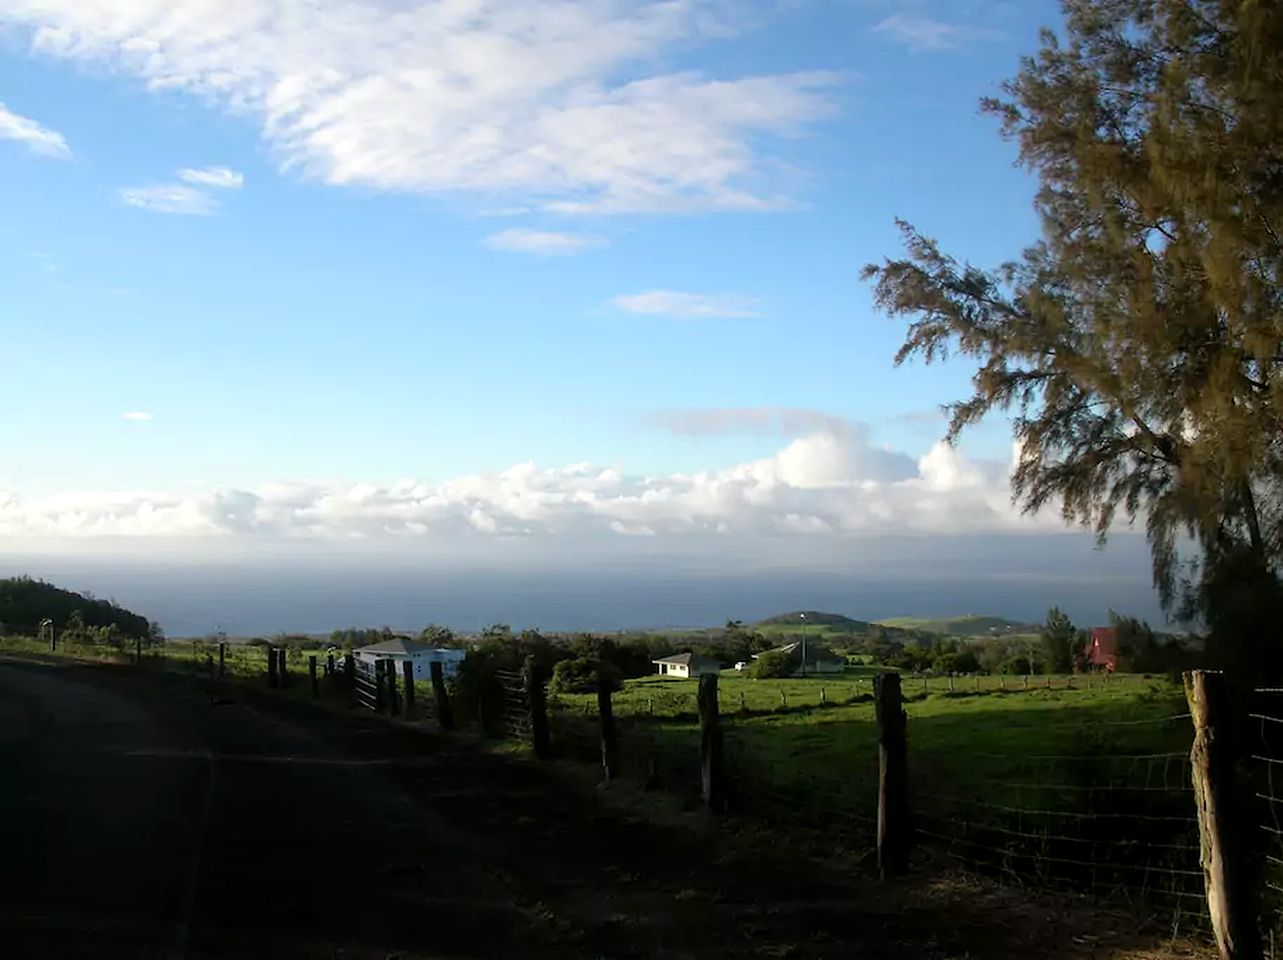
[747, 649, 798, 679]
[550, 656, 621, 694]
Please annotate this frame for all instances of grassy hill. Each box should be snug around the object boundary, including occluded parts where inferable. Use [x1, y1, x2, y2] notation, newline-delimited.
[756, 610, 865, 628]
[875, 614, 1039, 636]
[753, 611, 930, 647]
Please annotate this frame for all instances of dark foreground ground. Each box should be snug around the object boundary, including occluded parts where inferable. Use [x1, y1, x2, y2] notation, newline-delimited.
[0, 657, 1212, 959]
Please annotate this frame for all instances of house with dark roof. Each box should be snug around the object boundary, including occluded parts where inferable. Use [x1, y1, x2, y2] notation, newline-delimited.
[652, 651, 723, 679]
[353, 635, 465, 679]
[1084, 627, 1119, 671]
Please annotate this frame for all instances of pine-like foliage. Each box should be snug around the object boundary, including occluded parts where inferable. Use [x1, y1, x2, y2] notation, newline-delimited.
[864, 0, 1283, 660]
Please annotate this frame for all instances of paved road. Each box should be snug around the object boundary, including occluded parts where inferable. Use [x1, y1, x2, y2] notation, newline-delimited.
[0, 659, 523, 959]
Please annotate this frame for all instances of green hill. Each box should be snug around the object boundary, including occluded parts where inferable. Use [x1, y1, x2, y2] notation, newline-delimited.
[757, 610, 865, 628]
[875, 614, 1038, 637]
[0, 576, 154, 639]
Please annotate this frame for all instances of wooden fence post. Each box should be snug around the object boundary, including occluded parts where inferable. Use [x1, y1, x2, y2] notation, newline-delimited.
[309, 656, 319, 698]
[599, 683, 618, 782]
[430, 661, 454, 731]
[344, 652, 355, 694]
[974, 675, 980, 693]
[218, 642, 226, 678]
[1023, 675, 1029, 690]
[875, 671, 909, 879]
[135, 636, 142, 664]
[326, 653, 335, 678]
[384, 659, 398, 716]
[947, 675, 955, 693]
[402, 661, 415, 714]
[524, 656, 551, 759]
[1185, 670, 1262, 960]
[278, 648, 288, 688]
[267, 646, 279, 688]
[373, 659, 386, 713]
[698, 673, 726, 811]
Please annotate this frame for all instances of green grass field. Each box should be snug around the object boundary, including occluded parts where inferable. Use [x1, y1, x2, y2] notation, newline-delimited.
[874, 614, 1037, 636]
[546, 668, 1199, 906]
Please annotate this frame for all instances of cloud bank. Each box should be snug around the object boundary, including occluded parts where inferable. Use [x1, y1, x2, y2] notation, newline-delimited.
[0, 99, 70, 158]
[0, 1, 842, 213]
[0, 423, 1061, 544]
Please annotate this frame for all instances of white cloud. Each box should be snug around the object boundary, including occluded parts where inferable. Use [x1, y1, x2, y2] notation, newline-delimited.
[0, 100, 70, 158]
[121, 411, 153, 421]
[613, 290, 762, 319]
[178, 166, 243, 189]
[484, 228, 605, 256]
[872, 14, 1004, 53]
[119, 183, 216, 215]
[0, 1, 841, 213]
[0, 424, 1061, 543]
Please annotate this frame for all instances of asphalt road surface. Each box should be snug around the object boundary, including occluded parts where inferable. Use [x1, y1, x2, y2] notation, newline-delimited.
[0, 658, 530, 958]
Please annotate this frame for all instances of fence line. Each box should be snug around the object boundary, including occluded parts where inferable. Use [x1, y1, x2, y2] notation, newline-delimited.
[1253, 688, 1283, 945]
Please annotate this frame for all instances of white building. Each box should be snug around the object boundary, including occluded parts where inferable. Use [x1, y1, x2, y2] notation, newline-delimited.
[352, 636, 466, 680]
[652, 652, 723, 679]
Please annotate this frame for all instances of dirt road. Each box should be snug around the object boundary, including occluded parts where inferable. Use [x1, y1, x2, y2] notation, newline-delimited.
[0, 658, 1210, 959]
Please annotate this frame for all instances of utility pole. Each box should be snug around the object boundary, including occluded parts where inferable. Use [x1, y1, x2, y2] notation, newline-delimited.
[799, 612, 807, 677]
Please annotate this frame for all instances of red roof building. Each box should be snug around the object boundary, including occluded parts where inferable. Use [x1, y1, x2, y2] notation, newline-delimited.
[1084, 627, 1119, 671]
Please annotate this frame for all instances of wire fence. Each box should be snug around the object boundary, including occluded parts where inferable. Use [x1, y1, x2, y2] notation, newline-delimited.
[1252, 687, 1283, 942]
[541, 679, 1209, 934]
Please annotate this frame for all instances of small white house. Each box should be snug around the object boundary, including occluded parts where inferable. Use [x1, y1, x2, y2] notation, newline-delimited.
[353, 636, 466, 680]
[652, 651, 722, 679]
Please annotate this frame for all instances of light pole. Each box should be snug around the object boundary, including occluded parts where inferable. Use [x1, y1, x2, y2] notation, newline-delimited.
[799, 612, 807, 677]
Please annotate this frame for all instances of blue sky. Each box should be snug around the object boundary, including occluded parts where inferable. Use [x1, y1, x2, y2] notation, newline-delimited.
[0, 0, 1145, 587]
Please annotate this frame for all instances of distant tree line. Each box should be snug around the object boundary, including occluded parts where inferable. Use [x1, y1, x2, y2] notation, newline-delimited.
[0, 576, 159, 644]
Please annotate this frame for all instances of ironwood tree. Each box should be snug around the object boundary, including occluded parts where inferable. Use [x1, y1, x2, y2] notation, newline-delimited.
[863, 0, 1283, 672]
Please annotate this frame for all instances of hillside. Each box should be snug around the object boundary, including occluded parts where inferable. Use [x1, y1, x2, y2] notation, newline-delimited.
[0, 576, 154, 639]
[875, 614, 1039, 637]
[756, 610, 866, 628]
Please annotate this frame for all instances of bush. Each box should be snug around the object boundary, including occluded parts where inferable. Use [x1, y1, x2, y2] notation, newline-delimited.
[550, 657, 621, 694]
[996, 655, 1032, 675]
[747, 649, 798, 679]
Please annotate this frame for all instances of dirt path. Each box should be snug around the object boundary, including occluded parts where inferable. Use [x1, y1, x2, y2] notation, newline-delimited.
[0, 658, 1212, 958]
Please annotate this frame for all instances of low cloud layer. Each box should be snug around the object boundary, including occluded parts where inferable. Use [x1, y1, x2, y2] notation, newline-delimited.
[0, 1, 841, 214]
[0, 425, 1060, 544]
